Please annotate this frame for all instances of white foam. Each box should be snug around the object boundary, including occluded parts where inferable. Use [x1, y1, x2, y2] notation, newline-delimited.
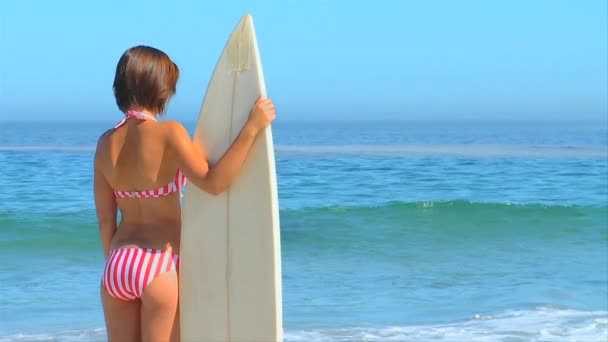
[285, 307, 608, 342]
[3, 308, 607, 342]
[0, 328, 105, 342]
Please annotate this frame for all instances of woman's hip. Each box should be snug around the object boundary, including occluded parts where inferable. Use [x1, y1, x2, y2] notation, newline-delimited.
[102, 247, 180, 301]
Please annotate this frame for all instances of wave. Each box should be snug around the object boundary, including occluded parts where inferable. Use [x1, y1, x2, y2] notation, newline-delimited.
[0, 211, 99, 252]
[1, 307, 605, 342]
[2, 201, 606, 253]
[280, 200, 608, 250]
[282, 200, 608, 231]
[1, 144, 606, 158]
[283, 199, 608, 214]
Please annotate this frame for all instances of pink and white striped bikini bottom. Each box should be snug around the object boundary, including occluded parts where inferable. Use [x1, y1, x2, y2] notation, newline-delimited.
[102, 247, 179, 301]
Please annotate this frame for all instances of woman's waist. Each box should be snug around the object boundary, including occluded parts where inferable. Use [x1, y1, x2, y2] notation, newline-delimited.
[111, 221, 181, 253]
[108, 245, 180, 258]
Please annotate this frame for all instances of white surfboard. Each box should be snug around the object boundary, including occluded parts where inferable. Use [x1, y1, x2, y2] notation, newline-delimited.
[180, 14, 283, 342]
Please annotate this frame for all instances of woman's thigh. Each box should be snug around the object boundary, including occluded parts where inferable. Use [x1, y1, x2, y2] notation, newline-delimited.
[140, 271, 179, 342]
[101, 284, 141, 342]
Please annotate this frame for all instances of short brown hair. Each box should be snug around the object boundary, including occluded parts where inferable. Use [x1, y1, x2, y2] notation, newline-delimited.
[113, 45, 179, 115]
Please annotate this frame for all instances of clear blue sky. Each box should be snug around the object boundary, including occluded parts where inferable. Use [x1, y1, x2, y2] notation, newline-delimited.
[0, 0, 606, 122]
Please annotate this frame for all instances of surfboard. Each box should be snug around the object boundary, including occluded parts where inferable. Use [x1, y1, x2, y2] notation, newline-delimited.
[180, 14, 283, 342]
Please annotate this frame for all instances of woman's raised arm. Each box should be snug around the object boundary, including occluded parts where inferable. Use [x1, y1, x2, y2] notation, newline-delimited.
[167, 97, 276, 195]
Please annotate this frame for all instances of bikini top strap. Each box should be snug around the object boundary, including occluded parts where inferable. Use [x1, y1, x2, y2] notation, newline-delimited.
[114, 110, 157, 129]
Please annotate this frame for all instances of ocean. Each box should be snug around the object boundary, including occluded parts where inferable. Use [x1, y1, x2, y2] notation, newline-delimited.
[0, 119, 607, 341]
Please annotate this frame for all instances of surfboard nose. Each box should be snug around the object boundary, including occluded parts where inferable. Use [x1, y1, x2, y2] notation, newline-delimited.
[237, 13, 253, 30]
[227, 16, 253, 71]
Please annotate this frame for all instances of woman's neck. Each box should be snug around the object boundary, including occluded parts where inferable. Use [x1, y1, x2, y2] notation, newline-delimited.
[129, 109, 158, 121]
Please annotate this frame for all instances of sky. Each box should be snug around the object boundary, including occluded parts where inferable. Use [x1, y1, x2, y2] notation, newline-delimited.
[0, 0, 606, 122]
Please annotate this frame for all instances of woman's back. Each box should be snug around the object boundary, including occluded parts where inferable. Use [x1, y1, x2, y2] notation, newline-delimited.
[96, 112, 183, 250]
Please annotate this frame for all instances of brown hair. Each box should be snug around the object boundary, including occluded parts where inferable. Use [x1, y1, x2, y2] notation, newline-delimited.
[113, 45, 179, 115]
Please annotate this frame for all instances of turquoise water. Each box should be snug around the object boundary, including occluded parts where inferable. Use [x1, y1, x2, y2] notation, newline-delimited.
[0, 120, 607, 341]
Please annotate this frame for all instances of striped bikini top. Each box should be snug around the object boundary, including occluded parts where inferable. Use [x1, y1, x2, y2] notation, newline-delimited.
[112, 110, 187, 199]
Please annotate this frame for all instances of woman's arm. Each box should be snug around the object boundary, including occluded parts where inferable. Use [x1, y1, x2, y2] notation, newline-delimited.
[94, 139, 117, 259]
[168, 97, 276, 195]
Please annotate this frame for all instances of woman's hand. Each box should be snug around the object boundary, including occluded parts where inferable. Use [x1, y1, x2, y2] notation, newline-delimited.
[245, 97, 276, 134]
[169, 96, 277, 196]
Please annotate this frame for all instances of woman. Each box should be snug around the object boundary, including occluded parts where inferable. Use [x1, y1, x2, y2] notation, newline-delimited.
[94, 45, 275, 341]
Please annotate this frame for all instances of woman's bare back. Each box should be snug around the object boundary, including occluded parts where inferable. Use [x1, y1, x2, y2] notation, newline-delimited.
[96, 117, 182, 252]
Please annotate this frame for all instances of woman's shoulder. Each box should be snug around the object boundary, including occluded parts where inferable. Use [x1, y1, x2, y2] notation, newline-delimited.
[97, 128, 115, 146]
[160, 119, 186, 130]
[159, 120, 190, 139]
[95, 128, 114, 157]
